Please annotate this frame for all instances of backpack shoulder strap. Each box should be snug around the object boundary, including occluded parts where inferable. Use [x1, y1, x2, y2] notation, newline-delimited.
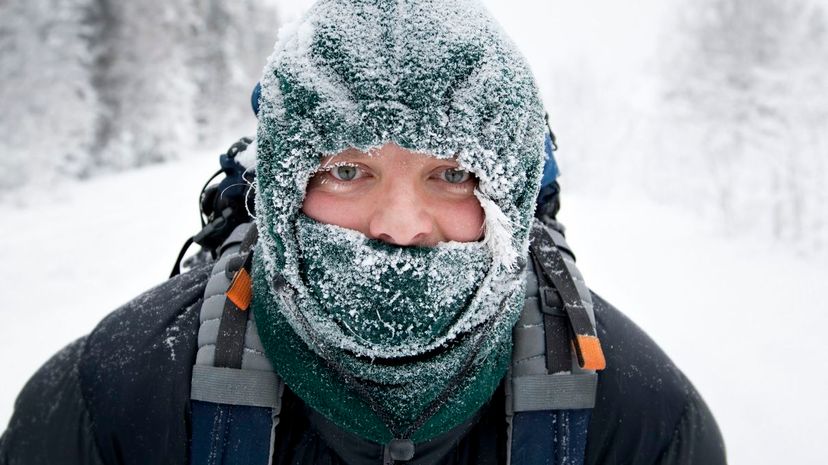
[190, 222, 285, 465]
[506, 219, 606, 465]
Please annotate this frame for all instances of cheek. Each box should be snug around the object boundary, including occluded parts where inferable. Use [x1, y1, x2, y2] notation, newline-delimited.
[433, 197, 485, 242]
[302, 190, 369, 232]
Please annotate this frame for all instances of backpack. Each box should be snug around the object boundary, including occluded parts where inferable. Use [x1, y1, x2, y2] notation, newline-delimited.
[169, 137, 256, 278]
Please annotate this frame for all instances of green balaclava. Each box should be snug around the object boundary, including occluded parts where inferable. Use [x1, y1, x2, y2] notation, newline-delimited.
[252, 0, 547, 445]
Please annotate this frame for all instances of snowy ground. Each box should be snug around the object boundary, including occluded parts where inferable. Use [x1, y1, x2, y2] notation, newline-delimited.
[1, 154, 825, 463]
[558, 187, 828, 464]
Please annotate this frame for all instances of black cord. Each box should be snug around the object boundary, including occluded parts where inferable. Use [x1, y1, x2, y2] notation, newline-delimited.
[169, 236, 195, 278]
[199, 168, 224, 228]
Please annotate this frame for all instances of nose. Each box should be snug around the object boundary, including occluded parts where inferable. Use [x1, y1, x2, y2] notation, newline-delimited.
[368, 182, 434, 246]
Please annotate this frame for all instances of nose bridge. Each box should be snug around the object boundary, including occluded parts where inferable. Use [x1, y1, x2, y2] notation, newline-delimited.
[368, 177, 433, 246]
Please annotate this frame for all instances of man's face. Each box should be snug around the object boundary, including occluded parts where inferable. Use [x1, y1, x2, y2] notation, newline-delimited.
[302, 143, 485, 246]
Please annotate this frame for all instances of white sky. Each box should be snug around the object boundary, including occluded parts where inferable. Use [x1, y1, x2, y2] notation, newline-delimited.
[272, 0, 670, 90]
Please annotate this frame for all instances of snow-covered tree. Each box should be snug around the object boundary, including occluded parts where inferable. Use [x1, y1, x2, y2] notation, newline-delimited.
[90, 0, 200, 170]
[0, 0, 100, 188]
[188, 0, 280, 146]
[660, 0, 828, 251]
[0, 0, 280, 193]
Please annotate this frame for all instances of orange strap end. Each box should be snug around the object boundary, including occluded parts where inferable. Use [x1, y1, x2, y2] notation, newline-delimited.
[226, 268, 253, 311]
[576, 334, 607, 371]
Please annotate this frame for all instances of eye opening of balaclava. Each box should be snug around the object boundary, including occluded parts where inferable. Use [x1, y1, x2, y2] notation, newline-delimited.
[251, 0, 548, 445]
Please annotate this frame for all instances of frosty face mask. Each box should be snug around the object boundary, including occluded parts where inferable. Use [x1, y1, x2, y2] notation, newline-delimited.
[251, 0, 548, 445]
[296, 214, 491, 356]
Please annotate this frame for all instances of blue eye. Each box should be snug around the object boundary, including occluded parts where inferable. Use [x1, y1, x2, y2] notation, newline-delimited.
[441, 168, 471, 184]
[331, 165, 359, 181]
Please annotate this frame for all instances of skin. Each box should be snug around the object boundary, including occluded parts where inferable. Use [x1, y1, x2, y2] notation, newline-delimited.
[302, 142, 485, 246]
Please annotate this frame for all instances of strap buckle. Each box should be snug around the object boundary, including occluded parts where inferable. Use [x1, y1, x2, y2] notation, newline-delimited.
[538, 286, 566, 317]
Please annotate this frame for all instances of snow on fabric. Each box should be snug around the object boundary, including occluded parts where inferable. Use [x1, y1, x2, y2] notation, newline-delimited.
[296, 215, 491, 357]
[252, 251, 524, 443]
[254, 0, 547, 280]
[251, 0, 547, 443]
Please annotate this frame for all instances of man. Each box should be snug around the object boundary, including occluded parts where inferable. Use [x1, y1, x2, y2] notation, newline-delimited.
[0, 0, 726, 464]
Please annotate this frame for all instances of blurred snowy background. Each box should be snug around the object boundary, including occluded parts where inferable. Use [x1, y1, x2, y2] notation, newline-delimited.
[1, 0, 826, 463]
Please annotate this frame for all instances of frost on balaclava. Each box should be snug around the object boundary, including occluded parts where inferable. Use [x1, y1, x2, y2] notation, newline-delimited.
[251, 0, 547, 444]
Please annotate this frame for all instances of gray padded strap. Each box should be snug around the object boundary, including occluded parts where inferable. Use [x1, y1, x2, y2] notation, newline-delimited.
[191, 365, 284, 409]
[507, 244, 599, 415]
[194, 223, 273, 373]
[193, 222, 276, 400]
[512, 259, 595, 377]
[546, 227, 575, 261]
[511, 373, 598, 411]
[218, 222, 252, 255]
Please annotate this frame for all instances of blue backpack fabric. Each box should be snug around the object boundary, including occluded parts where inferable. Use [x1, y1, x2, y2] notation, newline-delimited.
[190, 402, 275, 465]
[510, 410, 591, 465]
[537, 131, 560, 210]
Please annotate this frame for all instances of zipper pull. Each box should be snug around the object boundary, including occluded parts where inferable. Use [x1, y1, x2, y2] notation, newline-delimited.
[383, 438, 415, 464]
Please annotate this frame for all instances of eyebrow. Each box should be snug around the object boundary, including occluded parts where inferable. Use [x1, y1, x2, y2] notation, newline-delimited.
[319, 150, 462, 169]
[318, 154, 362, 171]
[320, 149, 369, 163]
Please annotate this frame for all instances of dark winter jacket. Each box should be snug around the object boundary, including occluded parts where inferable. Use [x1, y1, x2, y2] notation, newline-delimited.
[0, 264, 726, 465]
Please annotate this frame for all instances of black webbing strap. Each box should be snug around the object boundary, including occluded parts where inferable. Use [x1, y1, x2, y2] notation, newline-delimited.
[529, 221, 605, 371]
[531, 253, 572, 374]
[214, 225, 258, 369]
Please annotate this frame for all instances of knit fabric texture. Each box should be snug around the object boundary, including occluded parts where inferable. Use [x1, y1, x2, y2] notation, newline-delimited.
[252, 0, 548, 444]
